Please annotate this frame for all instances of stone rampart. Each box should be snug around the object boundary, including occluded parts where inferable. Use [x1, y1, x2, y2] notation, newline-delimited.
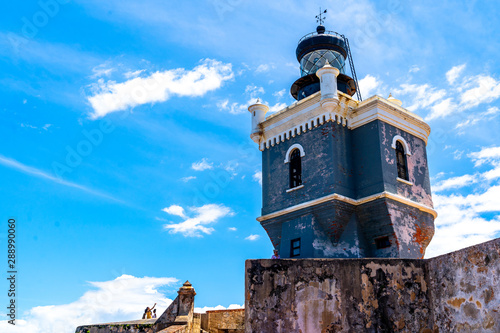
[245, 238, 500, 332]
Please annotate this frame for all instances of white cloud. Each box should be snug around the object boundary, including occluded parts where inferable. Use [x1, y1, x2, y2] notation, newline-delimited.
[252, 171, 262, 185]
[21, 123, 37, 129]
[459, 74, 500, 110]
[255, 64, 275, 73]
[426, 189, 500, 257]
[217, 84, 270, 115]
[223, 161, 239, 176]
[191, 158, 213, 171]
[218, 98, 283, 115]
[453, 149, 464, 160]
[268, 102, 286, 113]
[469, 146, 500, 166]
[228, 227, 237, 231]
[485, 106, 500, 115]
[124, 69, 145, 79]
[90, 63, 115, 79]
[432, 174, 477, 192]
[218, 99, 251, 115]
[426, 98, 455, 121]
[358, 74, 381, 97]
[245, 85, 265, 97]
[426, 146, 500, 257]
[399, 66, 500, 123]
[245, 234, 260, 241]
[194, 304, 243, 313]
[162, 205, 187, 219]
[273, 89, 286, 99]
[394, 83, 446, 112]
[0, 275, 177, 333]
[446, 64, 466, 85]
[163, 204, 233, 237]
[87, 59, 233, 119]
[180, 176, 196, 182]
[409, 65, 420, 73]
[468, 146, 500, 180]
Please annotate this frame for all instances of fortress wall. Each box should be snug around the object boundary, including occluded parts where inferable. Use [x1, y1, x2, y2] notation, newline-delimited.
[245, 238, 500, 333]
[245, 258, 431, 332]
[200, 309, 245, 333]
[427, 238, 500, 332]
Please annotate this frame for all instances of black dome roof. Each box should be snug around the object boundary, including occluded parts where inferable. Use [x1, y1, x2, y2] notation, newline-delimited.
[296, 28, 347, 61]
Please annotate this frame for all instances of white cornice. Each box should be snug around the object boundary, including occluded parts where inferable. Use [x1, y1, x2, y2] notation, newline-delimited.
[350, 96, 431, 144]
[257, 191, 437, 223]
[255, 92, 431, 150]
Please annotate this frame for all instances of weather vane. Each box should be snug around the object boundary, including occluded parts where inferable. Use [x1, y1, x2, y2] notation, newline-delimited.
[316, 7, 327, 25]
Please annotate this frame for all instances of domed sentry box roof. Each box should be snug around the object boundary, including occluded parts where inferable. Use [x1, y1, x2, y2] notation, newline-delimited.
[291, 25, 361, 101]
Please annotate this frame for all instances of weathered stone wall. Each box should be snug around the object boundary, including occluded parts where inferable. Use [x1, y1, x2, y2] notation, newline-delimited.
[75, 319, 158, 333]
[245, 238, 500, 332]
[192, 313, 201, 333]
[427, 238, 500, 332]
[200, 309, 244, 333]
[246, 258, 431, 332]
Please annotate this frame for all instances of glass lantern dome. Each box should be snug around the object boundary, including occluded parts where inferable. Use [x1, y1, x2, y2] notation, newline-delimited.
[290, 25, 357, 101]
[300, 49, 346, 77]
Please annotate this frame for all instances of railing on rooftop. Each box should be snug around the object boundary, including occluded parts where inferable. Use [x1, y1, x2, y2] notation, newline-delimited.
[298, 30, 344, 44]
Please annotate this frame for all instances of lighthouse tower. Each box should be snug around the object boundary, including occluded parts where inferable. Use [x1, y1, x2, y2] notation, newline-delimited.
[248, 24, 436, 259]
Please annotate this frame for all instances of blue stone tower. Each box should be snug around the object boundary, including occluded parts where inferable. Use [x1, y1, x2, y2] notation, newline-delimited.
[249, 25, 436, 259]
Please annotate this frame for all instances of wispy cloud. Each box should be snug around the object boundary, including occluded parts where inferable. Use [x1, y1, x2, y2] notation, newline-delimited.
[191, 158, 213, 171]
[0, 32, 100, 74]
[409, 65, 420, 73]
[245, 234, 260, 241]
[0, 154, 118, 201]
[273, 89, 286, 99]
[446, 64, 466, 85]
[255, 64, 275, 73]
[87, 59, 233, 119]
[180, 176, 196, 182]
[90, 63, 115, 79]
[394, 83, 447, 112]
[163, 204, 233, 237]
[432, 174, 477, 192]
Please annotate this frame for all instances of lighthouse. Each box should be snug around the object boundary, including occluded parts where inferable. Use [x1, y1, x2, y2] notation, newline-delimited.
[249, 22, 435, 259]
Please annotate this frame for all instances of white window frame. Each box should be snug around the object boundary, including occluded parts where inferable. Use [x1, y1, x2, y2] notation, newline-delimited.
[391, 135, 411, 156]
[284, 144, 306, 163]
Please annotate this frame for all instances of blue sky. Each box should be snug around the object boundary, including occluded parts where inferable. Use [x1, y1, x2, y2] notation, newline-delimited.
[1, 0, 500, 331]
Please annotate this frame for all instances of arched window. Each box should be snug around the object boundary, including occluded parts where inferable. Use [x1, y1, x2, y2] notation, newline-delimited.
[396, 141, 408, 180]
[289, 149, 302, 188]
